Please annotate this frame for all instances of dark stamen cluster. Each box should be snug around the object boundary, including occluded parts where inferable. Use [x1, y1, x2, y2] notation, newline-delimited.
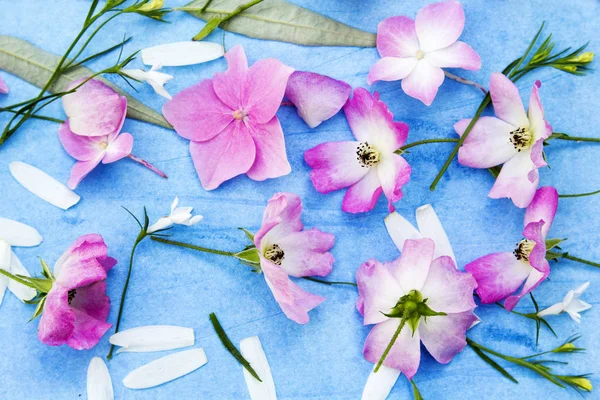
[67, 289, 77, 305]
[509, 127, 532, 151]
[513, 239, 534, 261]
[356, 142, 380, 167]
[265, 244, 285, 265]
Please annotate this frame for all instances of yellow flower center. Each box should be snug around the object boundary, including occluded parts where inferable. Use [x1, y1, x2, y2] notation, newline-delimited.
[509, 127, 533, 151]
[415, 50, 425, 60]
[264, 244, 285, 265]
[99, 141, 108, 150]
[514, 239, 535, 261]
[233, 109, 247, 120]
[356, 142, 381, 167]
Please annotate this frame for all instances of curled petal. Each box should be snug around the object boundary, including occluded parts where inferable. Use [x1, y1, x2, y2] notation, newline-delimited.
[376, 16, 420, 58]
[489, 72, 528, 128]
[455, 117, 517, 169]
[504, 264, 549, 311]
[0, 217, 43, 247]
[285, 71, 351, 128]
[488, 150, 539, 208]
[522, 220, 547, 272]
[376, 154, 411, 212]
[368, 57, 417, 85]
[254, 192, 303, 248]
[103, 133, 133, 164]
[425, 41, 481, 70]
[401, 60, 445, 106]
[58, 121, 106, 161]
[246, 117, 291, 182]
[528, 80, 552, 141]
[68, 157, 103, 190]
[54, 234, 111, 289]
[524, 186, 558, 239]
[415, 1, 465, 52]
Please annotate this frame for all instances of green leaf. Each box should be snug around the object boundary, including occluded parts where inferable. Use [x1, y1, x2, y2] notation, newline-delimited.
[234, 248, 260, 264]
[545, 238, 566, 251]
[0, 35, 172, 130]
[182, 0, 376, 47]
[238, 227, 255, 242]
[469, 344, 519, 384]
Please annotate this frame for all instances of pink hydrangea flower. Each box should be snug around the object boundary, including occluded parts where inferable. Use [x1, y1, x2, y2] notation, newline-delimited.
[163, 45, 295, 190]
[304, 88, 411, 213]
[465, 186, 558, 310]
[59, 79, 133, 189]
[456, 73, 552, 208]
[0, 75, 8, 94]
[38, 234, 117, 350]
[254, 192, 335, 324]
[284, 71, 351, 128]
[368, 1, 481, 105]
[356, 238, 477, 378]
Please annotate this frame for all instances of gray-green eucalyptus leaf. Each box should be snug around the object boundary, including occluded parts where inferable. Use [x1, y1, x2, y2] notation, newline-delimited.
[0, 35, 172, 130]
[183, 0, 376, 47]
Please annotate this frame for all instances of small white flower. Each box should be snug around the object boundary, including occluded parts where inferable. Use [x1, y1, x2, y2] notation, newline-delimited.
[122, 64, 174, 100]
[147, 197, 203, 234]
[537, 282, 592, 323]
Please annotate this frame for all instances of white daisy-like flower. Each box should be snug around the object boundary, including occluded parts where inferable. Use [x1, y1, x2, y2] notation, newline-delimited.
[537, 282, 592, 324]
[147, 197, 203, 234]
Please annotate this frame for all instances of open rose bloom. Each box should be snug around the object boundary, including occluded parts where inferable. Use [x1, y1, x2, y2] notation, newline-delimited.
[38, 234, 116, 349]
[466, 186, 558, 310]
[254, 192, 335, 324]
[357, 238, 477, 378]
[368, 1, 481, 105]
[456, 73, 552, 208]
[305, 88, 411, 213]
[163, 45, 294, 190]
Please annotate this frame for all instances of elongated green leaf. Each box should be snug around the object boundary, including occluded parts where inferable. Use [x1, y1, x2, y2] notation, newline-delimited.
[183, 0, 376, 47]
[470, 345, 519, 384]
[0, 35, 172, 130]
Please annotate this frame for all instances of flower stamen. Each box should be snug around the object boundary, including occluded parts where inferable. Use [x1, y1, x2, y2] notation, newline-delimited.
[514, 239, 535, 261]
[67, 289, 77, 305]
[356, 142, 381, 167]
[99, 141, 108, 150]
[509, 127, 533, 151]
[264, 244, 285, 265]
[415, 50, 425, 60]
[233, 109, 248, 121]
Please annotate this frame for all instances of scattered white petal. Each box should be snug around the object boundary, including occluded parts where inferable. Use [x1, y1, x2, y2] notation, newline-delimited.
[122, 64, 174, 100]
[7, 251, 36, 302]
[87, 357, 114, 400]
[142, 41, 224, 67]
[384, 212, 422, 252]
[147, 197, 203, 233]
[110, 325, 194, 353]
[415, 204, 456, 263]
[240, 336, 277, 400]
[9, 161, 80, 210]
[362, 365, 401, 400]
[123, 348, 207, 389]
[0, 240, 10, 306]
[0, 217, 43, 247]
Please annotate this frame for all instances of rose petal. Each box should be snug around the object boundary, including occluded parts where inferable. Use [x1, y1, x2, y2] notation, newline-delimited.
[356, 259, 404, 325]
[415, 1, 465, 52]
[254, 192, 303, 248]
[341, 169, 383, 214]
[0, 76, 8, 94]
[0, 218, 43, 247]
[37, 286, 75, 346]
[9, 161, 80, 210]
[277, 229, 335, 278]
[420, 256, 476, 314]
[401, 60, 445, 106]
[391, 238, 435, 293]
[141, 41, 224, 66]
[240, 336, 277, 400]
[110, 325, 195, 353]
[376, 154, 411, 212]
[504, 264, 549, 311]
[489, 72, 528, 128]
[524, 186, 558, 239]
[123, 348, 208, 389]
[87, 357, 114, 400]
[361, 365, 401, 400]
[488, 150, 538, 208]
[455, 116, 517, 168]
[419, 311, 477, 364]
[528, 80, 552, 141]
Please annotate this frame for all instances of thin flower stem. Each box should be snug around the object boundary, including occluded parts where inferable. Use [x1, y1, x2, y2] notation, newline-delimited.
[558, 189, 600, 198]
[151, 237, 236, 257]
[0, 269, 37, 289]
[199, 0, 214, 12]
[396, 138, 459, 154]
[549, 134, 600, 143]
[107, 233, 147, 359]
[302, 276, 357, 287]
[560, 253, 600, 268]
[374, 318, 406, 372]
[443, 71, 487, 94]
[1, 109, 64, 124]
[127, 154, 168, 179]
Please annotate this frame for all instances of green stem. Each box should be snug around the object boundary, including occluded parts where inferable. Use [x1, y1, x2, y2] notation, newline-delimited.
[558, 189, 600, 198]
[107, 233, 147, 360]
[374, 318, 406, 372]
[396, 138, 459, 154]
[302, 277, 357, 287]
[549, 133, 600, 143]
[151, 237, 236, 257]
[0, 269, 38, 289]
[1, 109, 64, 124]
[560, 253, 600, 268]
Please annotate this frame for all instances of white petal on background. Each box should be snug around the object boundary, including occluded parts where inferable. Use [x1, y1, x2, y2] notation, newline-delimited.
[123, 348, 207, 389]
[110, 325, 194, 353]
[240, 336, 277, 400]
[0, 218, 43, 247]
[9, 162, 80, 210]
[0, 240, 10, 306]
[142, 42, 224, 67]
[361, 365, 401, 400]
[7, 251, 36, 302]
[384, 212, 422, 252]
[87, 357, 114, 400]
[415, 204, 456, 263]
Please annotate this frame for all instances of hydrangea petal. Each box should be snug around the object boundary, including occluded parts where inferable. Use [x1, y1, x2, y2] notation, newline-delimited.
[455, 117, 518, 168]
[465, 252, 532, 303]
[376, 16, 420, 58]
[392, 238, 435, 293]
[285, 71, 351, 128]
[68, 157, 103, 190]
[277, 229, 335, 278]
[189, 122, 256, 190]
[421, 256, 476, 313]
[419, 311, 477, 364]
[415, 1, 465, 53]
[212, 45, 249, 110]
[58, 121, 105, 161]
[425, 41, 481, 70]
[356, 259, 404, 325]
[306, 141, 371, 196]
[524, 186, 558, 239]
[367, 57, 418, 85]
[246, 117, 291, 181]
[489, 72, 528, 128]
[62, 79, 127, 137]
[401, 60, 445, 106]
[488, 150, 538, 208]
[103, 133, 133, 164]
[341, 169, 383, 213]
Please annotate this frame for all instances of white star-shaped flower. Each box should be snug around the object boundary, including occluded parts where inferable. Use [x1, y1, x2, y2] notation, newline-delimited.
[537, 282, 592, 323]
[147, 197, 203, 234]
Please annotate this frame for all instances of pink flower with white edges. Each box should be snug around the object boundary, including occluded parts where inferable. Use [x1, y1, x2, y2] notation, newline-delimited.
[456, 73, 552, 208]
[368, 1, 481, 106]
[163, 45, 294, 190]
[284, 71, 351, 128]
[59, 79, 133, 189]
[38, 234, 116, 350]
[254, 192, 335, 324]
[356, 238, 477, 379]
[465, 186, 558, 311]
[304, 88, 411, 213]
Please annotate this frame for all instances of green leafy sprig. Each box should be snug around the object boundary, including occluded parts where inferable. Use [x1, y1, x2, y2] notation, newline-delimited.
[495, 293, 556, 346]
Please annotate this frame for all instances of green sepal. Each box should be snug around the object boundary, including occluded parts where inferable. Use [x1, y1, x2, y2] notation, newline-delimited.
[545, 238, 566, 251]
[407, 315, 421, 335]
[488, 166, 501, 178]
[29, 295, 47, 322]
[238, 228, 255, 243]
[19, 276, 53, 294]
[545, 250, 565, 262]
[39, 258, 54, 281]
[410, 380, 424, 400]
[234, 248, 261, 265]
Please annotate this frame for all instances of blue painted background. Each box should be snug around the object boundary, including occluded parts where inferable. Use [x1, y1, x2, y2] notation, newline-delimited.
[1, 0, 598, 398]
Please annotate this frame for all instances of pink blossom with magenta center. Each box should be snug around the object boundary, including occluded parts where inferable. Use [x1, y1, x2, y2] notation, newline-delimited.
[59, 79, 133, 189]
[356, 238, 477, 378]
[38, 234, 117, 350]
[465, 187, 558, 310]
[456, 73, 552, 208]
[253, 192, 335, 324]
[163, 45, 295, 190]
[368, 1, 481, 105]
[305, 88, 411, 214]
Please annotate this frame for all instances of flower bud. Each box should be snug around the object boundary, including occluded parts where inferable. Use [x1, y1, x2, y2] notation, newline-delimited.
[573, 51, 594, 64]
[555, 65, 578, 73]
[137, 0, 164, 12]
[568, 377, 592, 392]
